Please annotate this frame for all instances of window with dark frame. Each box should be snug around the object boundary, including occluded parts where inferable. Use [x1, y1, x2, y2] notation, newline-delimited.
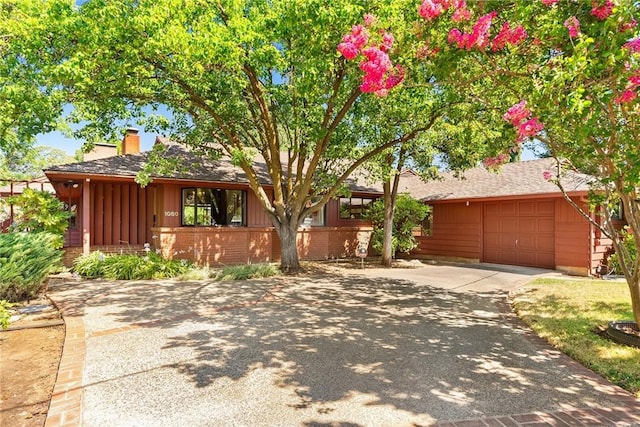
[181, 188, 246, 226]
[421, 209, 433, 237]
[611, 201, 624, 221]
[339, 197, 376, 219]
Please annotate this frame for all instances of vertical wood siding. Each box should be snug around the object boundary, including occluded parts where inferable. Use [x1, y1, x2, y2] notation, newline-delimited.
[554, 197, 590, 274]
[413, 202, 482, 260]
[89, 182, 153, 246]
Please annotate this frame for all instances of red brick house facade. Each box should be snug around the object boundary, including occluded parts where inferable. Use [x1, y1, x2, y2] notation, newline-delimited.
[43, 130, 379, 266]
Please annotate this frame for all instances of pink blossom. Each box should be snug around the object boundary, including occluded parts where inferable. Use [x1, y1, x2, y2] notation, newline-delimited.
[541, 0, 558, 5]
[347, 24, 369, 49]
[591, 0, 614, 21]
[624, 38, 640, 53]
[384, 64, 405, 89]
[564, 16, 581, 39]
[447, 12, 498, 50]
[503, 100, 531, 126]
[620, 19, 638, 32]
[629, 74, 640, 86]
[337, 42, 359, 60]
[542, 171, 552, 181]
[381, 32, 394, 52]
[518, 117, 544, 139]
[483, 153, 509, 168]
[451, 0, 471, 22]
[615, 89, 638, 104]
[419, 0, 445, 20]
[492, 22, 527, 51]
[363, 13, 376, 27]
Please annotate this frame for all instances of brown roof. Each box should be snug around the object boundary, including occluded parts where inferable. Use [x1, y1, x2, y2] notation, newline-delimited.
[399, 158, 591, 202]
[44, 139, 382, 194]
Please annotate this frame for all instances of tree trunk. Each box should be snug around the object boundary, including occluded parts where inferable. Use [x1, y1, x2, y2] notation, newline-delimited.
[381, 188, 395, 268]
[628, 277, 640, 327]
[276, 222, 301, 273]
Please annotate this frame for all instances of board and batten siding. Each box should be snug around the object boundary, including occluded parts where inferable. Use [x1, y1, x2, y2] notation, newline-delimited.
[88, 182, 155, 246]
[413, 202, 483, 261]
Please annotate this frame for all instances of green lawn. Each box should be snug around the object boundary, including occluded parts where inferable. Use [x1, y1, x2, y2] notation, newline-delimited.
[512, 278, 640, 397]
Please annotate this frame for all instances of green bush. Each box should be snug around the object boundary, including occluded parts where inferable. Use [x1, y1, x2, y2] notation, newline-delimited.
[213, 263, 279, 281]
[73, 251, 191, 280]
[0, 232, 63, 301]
[608, 226, 637, 275]
[73, 251, 107, 278]
[365, 194, 430, 257]
[8, 188, 71, 237]
[0, 300, 18, 329]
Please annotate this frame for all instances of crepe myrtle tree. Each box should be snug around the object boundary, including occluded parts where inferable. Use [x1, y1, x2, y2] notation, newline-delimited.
[5, 0, 436, 272]
[403, 0, 640, 324]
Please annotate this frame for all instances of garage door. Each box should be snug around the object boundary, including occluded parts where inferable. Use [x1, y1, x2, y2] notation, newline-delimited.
[483, 200, 555, 269]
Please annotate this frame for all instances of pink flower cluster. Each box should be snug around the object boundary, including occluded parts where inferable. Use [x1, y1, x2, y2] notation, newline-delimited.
[359, 47, 405, 96]
[541, 0, 558, 6]
[448, 12, 497, 50]
[615, 72, 640, 104]
[591, 0, 614, 21]
[542, 171, 553, 181]
[482, 153, 509, 169]
[491, 22, 528, 51]
[564, 16, 581, 38]
[337, 15, 405, 97]
[447, 12, 527, 51]
[337, 24, 369, 60]
[503, 100, 544, 142]
[624, 38, 640, 54]
[419, 0, 470, 22]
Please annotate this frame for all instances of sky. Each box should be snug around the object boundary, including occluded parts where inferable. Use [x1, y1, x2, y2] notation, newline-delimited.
[34, 125, 541, 161]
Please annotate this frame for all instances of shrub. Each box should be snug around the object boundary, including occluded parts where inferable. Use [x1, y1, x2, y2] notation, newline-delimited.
[0, 232, 63, 301]
[608, 226, 637, 275]
[213, 263, 279, 281]
[8, 188, 71, 237]
[73, 251, 108, 278]
[73, 251, 191, 280]
[0, 300, 17, 329]
[365, 194, 430, 257]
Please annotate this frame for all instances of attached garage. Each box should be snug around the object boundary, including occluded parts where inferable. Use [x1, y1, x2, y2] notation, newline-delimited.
[402, 159, 615, 276]
[483, 200, 555, 269]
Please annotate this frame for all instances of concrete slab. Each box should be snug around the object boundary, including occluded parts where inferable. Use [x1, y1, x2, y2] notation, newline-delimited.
[46, 264, 640, 426]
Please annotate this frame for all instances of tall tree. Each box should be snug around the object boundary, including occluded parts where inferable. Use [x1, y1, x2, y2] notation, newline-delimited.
[409, 0, 640, 324]
[7, 0, 506, 272]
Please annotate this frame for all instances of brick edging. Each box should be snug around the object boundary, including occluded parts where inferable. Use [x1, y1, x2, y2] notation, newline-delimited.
[45, 298, 86, 427]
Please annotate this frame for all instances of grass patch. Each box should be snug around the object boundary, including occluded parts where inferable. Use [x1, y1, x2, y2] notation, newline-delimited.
[512, 278, 640, 397]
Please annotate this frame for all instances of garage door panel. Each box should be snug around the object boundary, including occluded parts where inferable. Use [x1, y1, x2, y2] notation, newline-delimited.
[483, 200, 555, 269]
[537, 218, 554, 233]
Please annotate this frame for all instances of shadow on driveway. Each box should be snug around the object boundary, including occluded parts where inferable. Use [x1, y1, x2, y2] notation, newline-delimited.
[48, 268, 638, 426]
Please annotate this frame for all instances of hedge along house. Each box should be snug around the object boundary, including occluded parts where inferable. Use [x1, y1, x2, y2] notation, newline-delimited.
[401, 158, 621, 276]
[43, 129, 381, 266]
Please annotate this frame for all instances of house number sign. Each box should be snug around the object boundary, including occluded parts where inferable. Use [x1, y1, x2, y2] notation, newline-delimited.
[164, 211, 179, 217]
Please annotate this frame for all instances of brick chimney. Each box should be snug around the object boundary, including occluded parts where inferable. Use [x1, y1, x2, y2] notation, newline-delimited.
[122, 128, 140, 155]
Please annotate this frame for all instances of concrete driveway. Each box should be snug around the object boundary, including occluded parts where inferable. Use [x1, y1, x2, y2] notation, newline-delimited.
[46, 263, 640, 426]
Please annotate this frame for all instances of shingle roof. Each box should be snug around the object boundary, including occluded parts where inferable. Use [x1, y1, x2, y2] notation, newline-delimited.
[44, 140, 383, 193]
[399, 158, 591, 201]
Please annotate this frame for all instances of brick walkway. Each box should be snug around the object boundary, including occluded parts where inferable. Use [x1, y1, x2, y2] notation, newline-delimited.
[45, 303, 85, 427]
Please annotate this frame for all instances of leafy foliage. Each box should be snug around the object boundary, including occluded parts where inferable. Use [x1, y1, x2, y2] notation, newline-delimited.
[8, 188, 71, 238]
[0, 232, 63, 301]
[0, 300, 18, 330]
[213, 263, 279, 281]
[73, 251, 191, 280]
[366, 194, 429, 257]
[609, 227, 637, 276]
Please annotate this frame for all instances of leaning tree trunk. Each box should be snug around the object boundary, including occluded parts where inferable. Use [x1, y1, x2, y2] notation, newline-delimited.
[274, 221, 301, 273]
[381, 188, 395, 268]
